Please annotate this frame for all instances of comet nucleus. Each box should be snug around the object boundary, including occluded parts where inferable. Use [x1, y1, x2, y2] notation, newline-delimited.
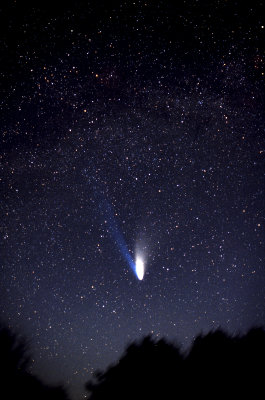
[135, 256, 144, 280]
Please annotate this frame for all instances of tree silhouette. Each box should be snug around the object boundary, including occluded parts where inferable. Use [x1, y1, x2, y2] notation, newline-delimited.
[185, 327, 265, 398]
[1, 321, 264, 400]
[86, 335, 184, 400]
[85, 327, 265, 400]
[0, 323, 70, 400]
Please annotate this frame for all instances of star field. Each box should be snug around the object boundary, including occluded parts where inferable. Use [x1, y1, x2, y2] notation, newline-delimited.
[1, 1, 265, 398]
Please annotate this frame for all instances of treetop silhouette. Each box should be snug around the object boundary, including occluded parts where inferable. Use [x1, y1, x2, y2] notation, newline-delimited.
[86, 327, 265, 400]
[0, 323, 70, 400]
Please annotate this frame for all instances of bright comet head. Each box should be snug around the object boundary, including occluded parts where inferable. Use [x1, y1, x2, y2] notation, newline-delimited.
[135, 256, 144, 280]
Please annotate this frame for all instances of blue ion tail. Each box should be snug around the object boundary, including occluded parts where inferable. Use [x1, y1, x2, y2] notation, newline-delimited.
[100, 198, 140, 280]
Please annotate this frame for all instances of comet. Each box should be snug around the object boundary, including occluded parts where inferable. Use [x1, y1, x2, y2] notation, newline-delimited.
[135, 256, 144, 280]
[96, 194, 144, 280]
[89, 177, 145, 280]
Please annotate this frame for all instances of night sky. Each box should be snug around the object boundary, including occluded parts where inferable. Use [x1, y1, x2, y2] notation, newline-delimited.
[1, 0, 265, 398]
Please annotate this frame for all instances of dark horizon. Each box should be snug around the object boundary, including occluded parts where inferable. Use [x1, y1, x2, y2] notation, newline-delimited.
[1, 322, 265, 399]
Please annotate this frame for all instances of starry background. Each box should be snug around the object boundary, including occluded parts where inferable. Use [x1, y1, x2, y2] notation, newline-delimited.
[1, 0, 265, 398]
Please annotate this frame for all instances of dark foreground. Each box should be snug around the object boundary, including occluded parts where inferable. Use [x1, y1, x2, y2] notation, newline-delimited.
[1, 323, 264, 399]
